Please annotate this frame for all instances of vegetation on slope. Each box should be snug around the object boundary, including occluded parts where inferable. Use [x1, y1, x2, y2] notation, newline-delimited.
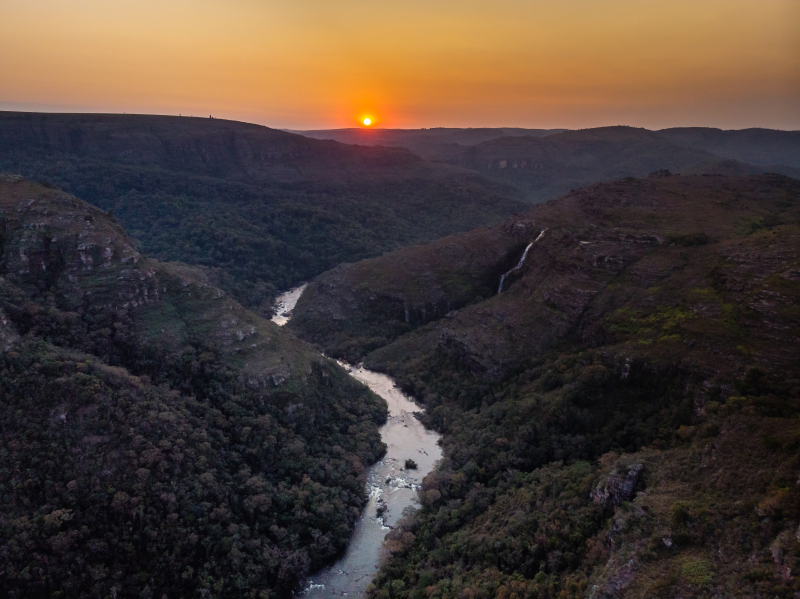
[0, 176, 387, 598]
[0, 112, 527, 314]
[292, 173, 800, 598]
[289, 223, 532, 361]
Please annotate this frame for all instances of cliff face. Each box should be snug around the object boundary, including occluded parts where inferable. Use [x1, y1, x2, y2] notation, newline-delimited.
[0, 176, 387, 598]
[0, 174, 153, 307]
[292, 173, 800, 598]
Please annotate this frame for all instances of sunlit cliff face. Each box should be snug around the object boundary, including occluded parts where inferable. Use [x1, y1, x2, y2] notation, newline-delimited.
[1, 0, 798, 129]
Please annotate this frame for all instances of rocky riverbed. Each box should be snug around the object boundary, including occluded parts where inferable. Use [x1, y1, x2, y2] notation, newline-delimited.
[273, 286, 442, 598]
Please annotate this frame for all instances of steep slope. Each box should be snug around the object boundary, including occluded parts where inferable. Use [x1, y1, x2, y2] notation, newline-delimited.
[289, 219, 535, 361]
[0, 112, 426, 185]
[0, 175, 387, 598]
[0, 112, 526, 313]
[292, 173, 800, 598]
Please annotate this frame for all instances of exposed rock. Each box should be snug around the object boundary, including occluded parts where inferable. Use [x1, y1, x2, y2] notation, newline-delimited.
[591, 464, 644, 507]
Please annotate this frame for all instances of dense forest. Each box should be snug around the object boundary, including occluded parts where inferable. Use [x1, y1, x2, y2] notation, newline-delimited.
[0, 112, 527, 314]
[0, 176, 388, 598]
[291, 173, 800, 597]
[2, 111, 800, 599]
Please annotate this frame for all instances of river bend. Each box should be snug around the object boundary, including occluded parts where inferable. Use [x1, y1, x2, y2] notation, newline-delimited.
[272, 286, 442, 598]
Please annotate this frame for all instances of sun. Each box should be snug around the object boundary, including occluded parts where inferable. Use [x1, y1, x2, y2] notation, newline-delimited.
[363, 117, 372, 126]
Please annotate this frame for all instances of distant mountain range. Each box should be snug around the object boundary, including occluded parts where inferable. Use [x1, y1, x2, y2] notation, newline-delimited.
[288, 127, 568, 159]
[295, 125, 800, 201]
[658, 127, 800, 171]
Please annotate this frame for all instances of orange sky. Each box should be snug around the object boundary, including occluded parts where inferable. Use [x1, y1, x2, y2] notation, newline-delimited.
[1, 0, 798, 129]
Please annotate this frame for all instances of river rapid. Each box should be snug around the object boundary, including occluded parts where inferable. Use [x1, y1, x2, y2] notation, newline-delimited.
[271, 286, 442, 598]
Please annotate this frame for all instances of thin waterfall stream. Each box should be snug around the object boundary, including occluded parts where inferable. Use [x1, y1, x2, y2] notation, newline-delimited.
[272, 286, 442, 598]
[497, 228, 546, 293]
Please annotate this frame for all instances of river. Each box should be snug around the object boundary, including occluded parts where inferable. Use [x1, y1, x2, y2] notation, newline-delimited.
[271, 285, 442, 598]
[271, 284, 308, 326]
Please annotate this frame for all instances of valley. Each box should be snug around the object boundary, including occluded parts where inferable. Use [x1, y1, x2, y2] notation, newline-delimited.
[0, 112, 528, 315]
[0, 118, 798, 599]
[3, 0, 797, 597]
[273, 287, 442, 599]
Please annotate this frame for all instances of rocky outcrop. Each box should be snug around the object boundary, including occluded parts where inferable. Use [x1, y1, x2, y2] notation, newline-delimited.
[0, 184, 157, 313]
[590, 464, 644, 507]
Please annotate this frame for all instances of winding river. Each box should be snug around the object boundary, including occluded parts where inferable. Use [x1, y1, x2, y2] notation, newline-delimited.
[272, 286, 442, 598]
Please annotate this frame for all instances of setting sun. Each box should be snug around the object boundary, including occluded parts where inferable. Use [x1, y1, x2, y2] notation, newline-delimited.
[363, 118, 371, 126]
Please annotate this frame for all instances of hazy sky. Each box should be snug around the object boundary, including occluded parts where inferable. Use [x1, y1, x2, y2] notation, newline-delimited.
[1, 0, 798, 129]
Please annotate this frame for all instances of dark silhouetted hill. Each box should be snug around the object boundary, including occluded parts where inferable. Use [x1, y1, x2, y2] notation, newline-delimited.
[421, 126, 775, 201]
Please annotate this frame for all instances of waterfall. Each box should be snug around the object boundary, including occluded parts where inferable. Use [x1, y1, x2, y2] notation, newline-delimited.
[497, 229, 546, 294]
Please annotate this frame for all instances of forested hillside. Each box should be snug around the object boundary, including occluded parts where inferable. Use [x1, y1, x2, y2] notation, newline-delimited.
[0, 112, 526, 314]
[0, 176, 387, 598]
[291, 173, 800, 598]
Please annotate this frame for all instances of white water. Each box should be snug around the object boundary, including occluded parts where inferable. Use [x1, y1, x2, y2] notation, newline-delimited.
[271, 286, 442, 598]
[271, 284, 307, 326]
[497, 228, 546, 293]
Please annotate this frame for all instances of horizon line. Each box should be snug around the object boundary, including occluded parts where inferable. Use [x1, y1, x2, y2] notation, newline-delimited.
[1, 108, 799, 134]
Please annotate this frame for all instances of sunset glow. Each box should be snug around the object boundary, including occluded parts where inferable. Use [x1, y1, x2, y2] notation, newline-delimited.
[0, 0, 798, 129]
[363, 118, 371, 126]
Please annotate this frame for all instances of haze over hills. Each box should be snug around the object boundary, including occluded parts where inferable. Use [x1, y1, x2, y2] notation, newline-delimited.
[0, 112, 527, 312]
[296, 126, 800, 203]
[657, 127, 800, 171]
[290, 172, 800, 597]
[288, 127, 568, 160]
